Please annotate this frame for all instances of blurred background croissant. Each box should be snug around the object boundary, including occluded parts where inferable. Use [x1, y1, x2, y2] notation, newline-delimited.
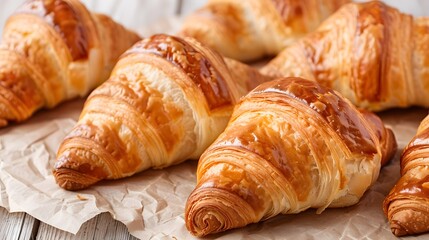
[1, 0, 429, 36]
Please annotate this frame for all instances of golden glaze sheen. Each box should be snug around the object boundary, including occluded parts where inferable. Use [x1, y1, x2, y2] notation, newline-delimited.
[18, 0, 92, 60]
[178, 0, 350, 62]
[261, 1, 429, 111]
[124, 35, 232, 109]
[384, 115, 429, 236]
[0, 0, 140, 128]
[185, 77, 397, 237]
[53, 34, 269, 190]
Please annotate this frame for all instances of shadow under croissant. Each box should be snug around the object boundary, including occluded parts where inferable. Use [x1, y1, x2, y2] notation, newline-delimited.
[192, 199, 382, 239]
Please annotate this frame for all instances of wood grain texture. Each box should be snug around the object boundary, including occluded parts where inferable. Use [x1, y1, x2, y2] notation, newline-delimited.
[35, 213, 138, 240]
[0, 207, 39, 240]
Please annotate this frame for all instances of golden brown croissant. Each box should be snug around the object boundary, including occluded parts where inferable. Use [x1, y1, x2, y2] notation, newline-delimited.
[261, 1, 429, 111]
[384, 115, 429, 236]
[185, 77, 397, 237]
[53, 34, 269, 191]
[0, 0, 140, 128]
[178, 0, 350, 62]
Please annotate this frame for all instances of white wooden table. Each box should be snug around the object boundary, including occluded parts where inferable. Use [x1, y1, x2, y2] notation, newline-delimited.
[0, 208, 139, 240]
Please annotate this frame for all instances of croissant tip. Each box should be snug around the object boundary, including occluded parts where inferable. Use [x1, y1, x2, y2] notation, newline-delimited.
[385, 199, 429, 237]
[53, 168, 100, 191]
[186, 215, 219, 237]
[185, 188, 256, 237]
[186, 213, 230, 237]
[390, 222, 408, 237]
[57, 179, 89, 191]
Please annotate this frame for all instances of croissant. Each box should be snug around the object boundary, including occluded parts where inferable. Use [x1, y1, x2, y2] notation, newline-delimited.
[185, 77, 397, 237]
[383, 115, 429, 236]
[0, 0, 141, 128]
[261, 1, 429, 111]
[53, 34, 269, 191]
[178, 0, 350, 62]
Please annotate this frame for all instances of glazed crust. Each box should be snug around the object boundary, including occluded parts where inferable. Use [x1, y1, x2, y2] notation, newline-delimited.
[384, 115, 429, 236]
[0, 0, 140, 127]
[53, 34, 269, 190]
[178, 0, 350, 62]
[185, 77, 397, 237]
[261, 1, 429, 111]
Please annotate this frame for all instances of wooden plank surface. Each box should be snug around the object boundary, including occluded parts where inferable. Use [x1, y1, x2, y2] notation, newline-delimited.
[0, 209, 141, 240]
[36, 213, 138, 240]
[0, 207, 39, 240]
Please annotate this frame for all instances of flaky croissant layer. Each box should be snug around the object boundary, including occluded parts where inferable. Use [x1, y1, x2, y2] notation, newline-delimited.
[53, 34, 269, 190]
[0, 0, 140, 127]
[261, 1, 429, 111]
[384, 115, 429, 236]
[185, 77, 397, 237]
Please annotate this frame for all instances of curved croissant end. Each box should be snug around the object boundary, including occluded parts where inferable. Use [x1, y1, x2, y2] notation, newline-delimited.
[261, 1, 429, 111]
[186, 187, 257, 236]
[53, 34, 269, 190]
[0, 0, 140, 127]
[179, 0, 350, 62]
[384, 198, 429, 237]
[383, 115, 429, 236]
[54, 168, 103, 191]
[359, 110, 397, 166]
[185, 77, 396, 236]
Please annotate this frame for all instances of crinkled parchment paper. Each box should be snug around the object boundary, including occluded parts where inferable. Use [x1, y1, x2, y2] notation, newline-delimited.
[1, 0, 429, 239]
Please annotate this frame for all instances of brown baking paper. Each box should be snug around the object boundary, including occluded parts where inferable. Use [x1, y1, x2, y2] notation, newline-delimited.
[0, 96, 428, 239]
